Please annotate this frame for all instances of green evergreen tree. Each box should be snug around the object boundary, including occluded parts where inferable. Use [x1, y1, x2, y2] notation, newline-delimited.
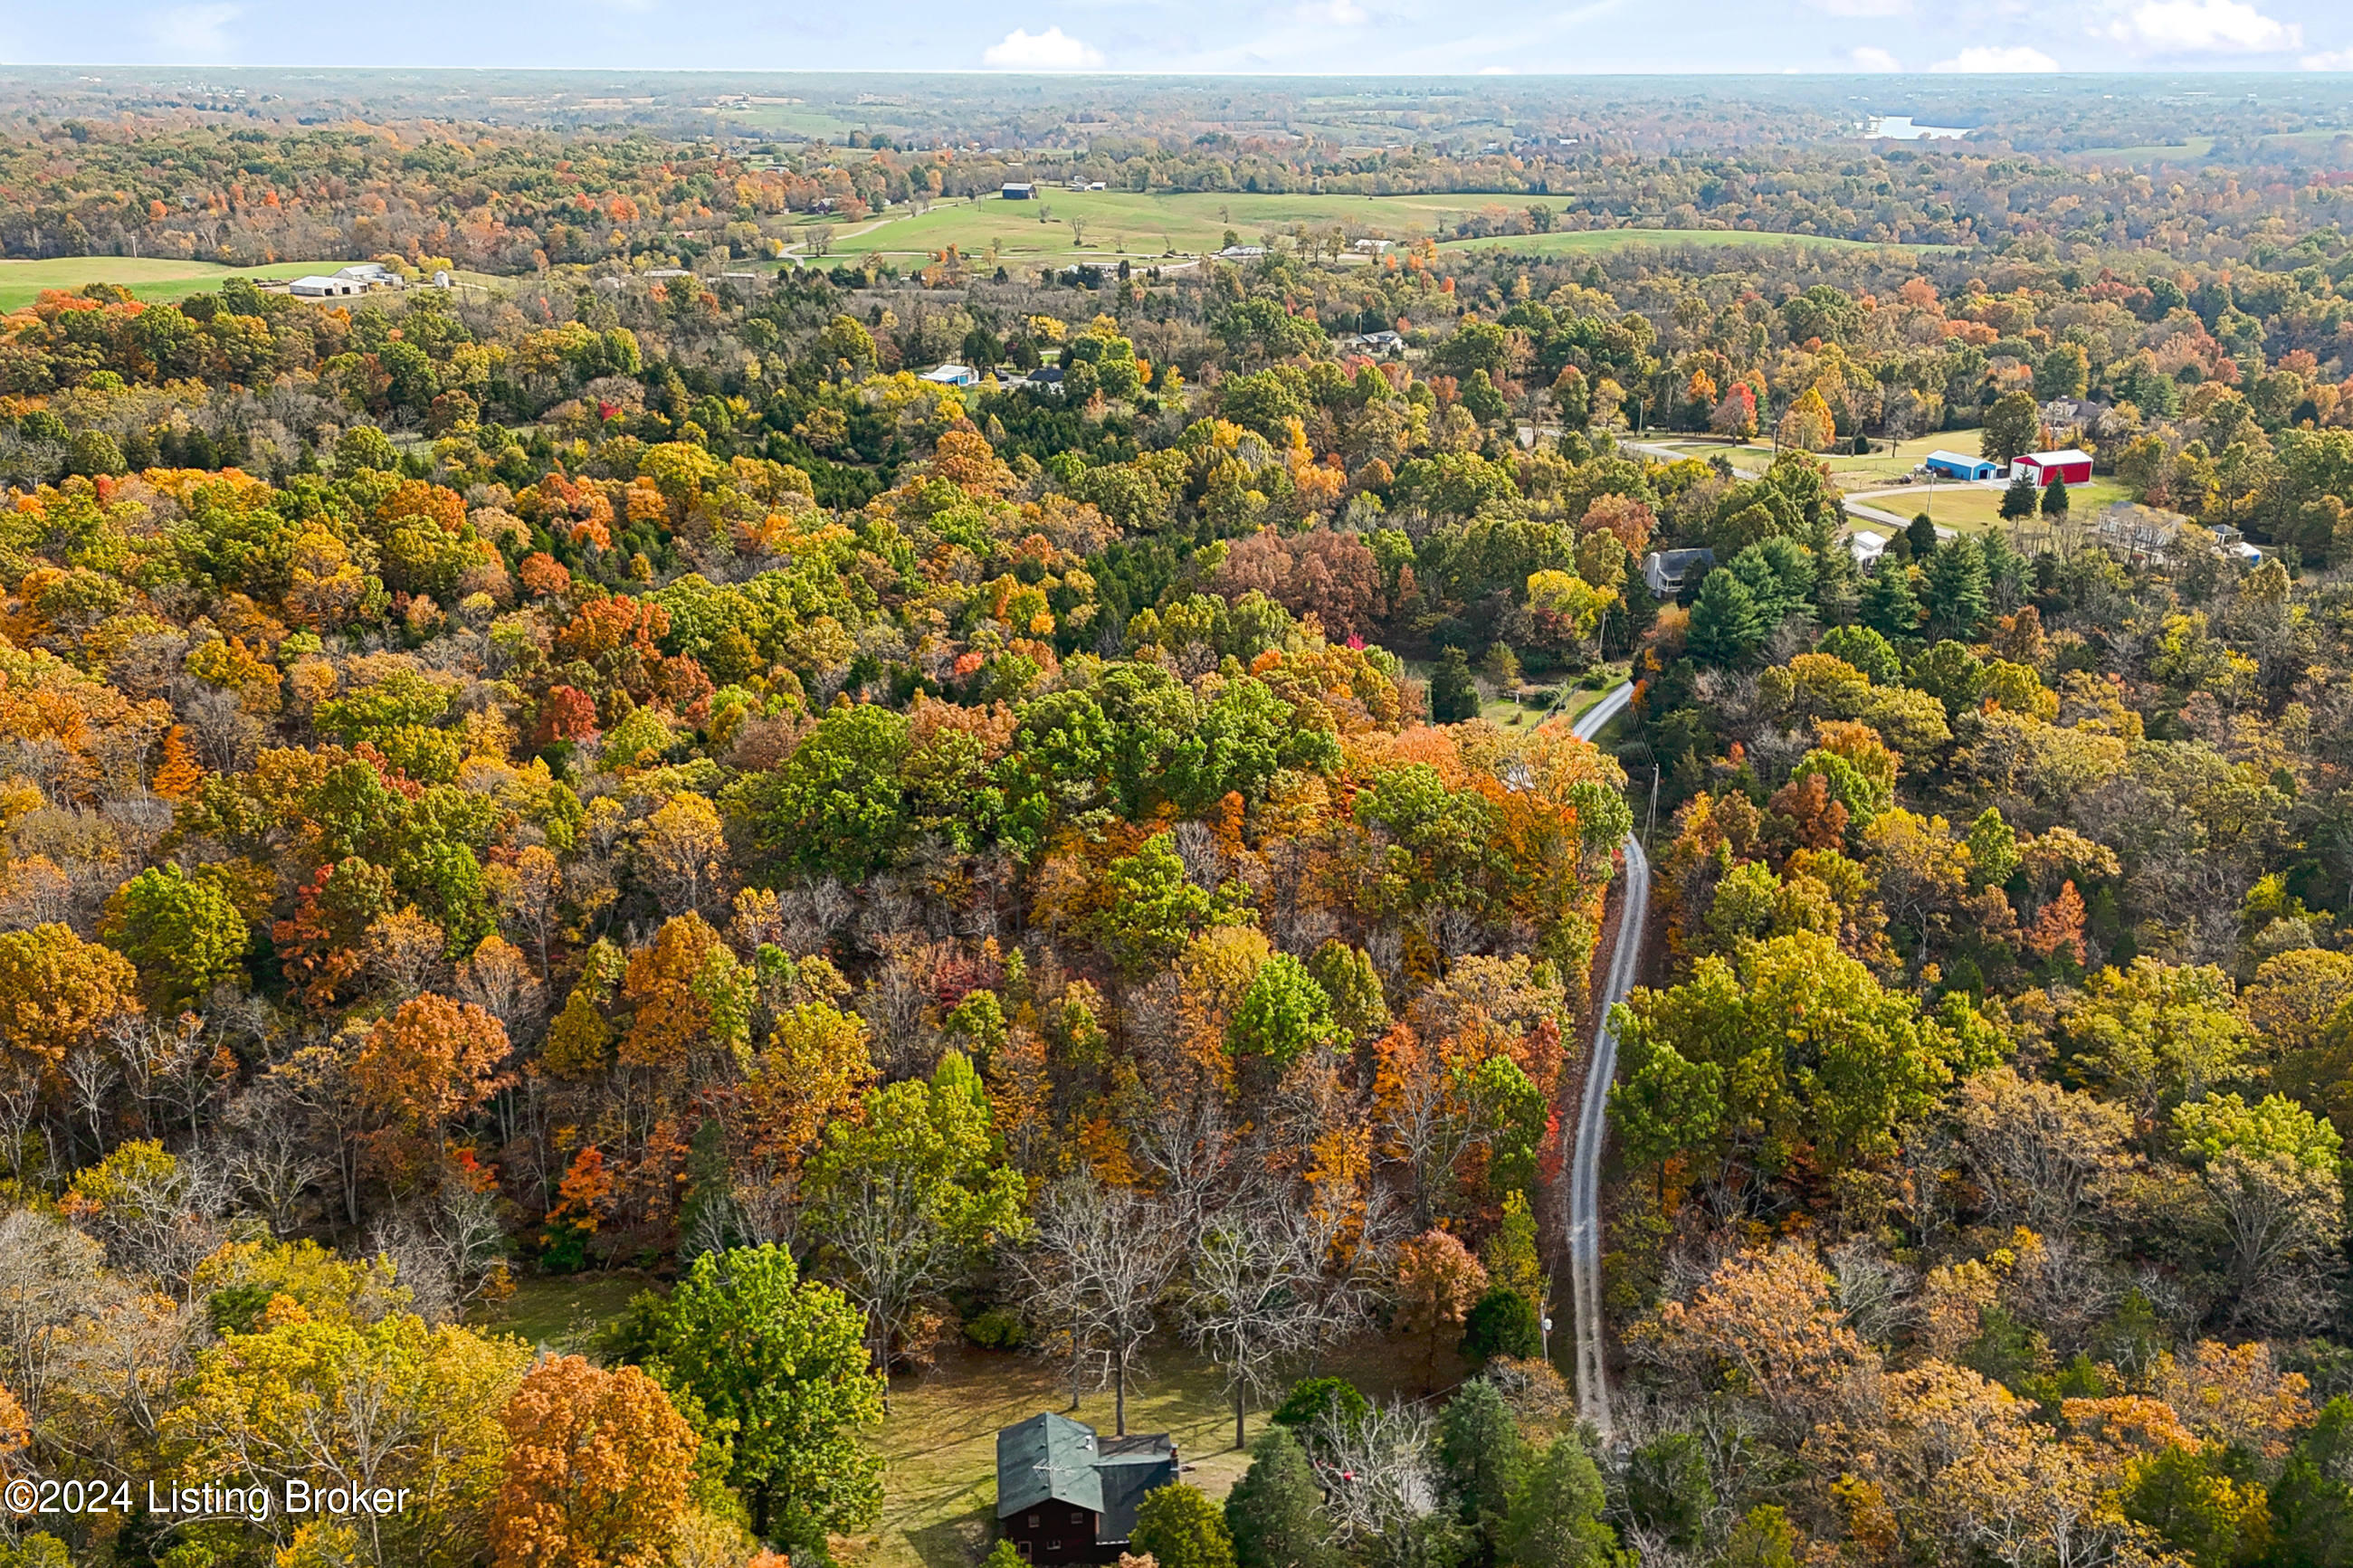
[1921, 535, 1992, 642]
[1430, 647, 1481, 722]
[1859, 565, 1922, 645]
[1460, 1288, 1540, 1366]
[2043, 472, 2071, 516]
[1500, 1438, 1617, 1568]
[1999, 470, 2041, 522]
[1685, 568, 1766, 668]
[1623, 1433, 1712, 1549]
[1226, 1427, 1338, 1568]
[1438, 1379, 1529, 1549]
[1904, 512, 1939, 559]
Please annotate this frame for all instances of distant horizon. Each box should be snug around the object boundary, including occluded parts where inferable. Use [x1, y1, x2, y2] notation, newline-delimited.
[0, 0, 2347, 81]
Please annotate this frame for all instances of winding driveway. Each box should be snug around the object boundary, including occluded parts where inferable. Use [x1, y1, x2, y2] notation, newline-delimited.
[1565, 680, 1647, 1435]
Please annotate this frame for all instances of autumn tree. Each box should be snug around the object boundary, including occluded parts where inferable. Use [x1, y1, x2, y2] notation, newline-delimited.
[356, 993, 513, 1176]
[1395, 1230, 1488, 1392]
[637, 1244, 883, 1547]
[490, 1355, 700, 1568]
[802, 1052, 1031, 1386]
[100, 863, 250, 1008]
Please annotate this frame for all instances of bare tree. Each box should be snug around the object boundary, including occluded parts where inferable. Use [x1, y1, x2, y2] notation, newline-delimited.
[62, 1043, 120, 1160]
[1181, 1196, 1369, 1449]
[0, 1207, 110, 1429]
[1016, 1174, 1186, 1435]
[1314, 1400, 1446, 1568]
[366, 1184, 510, 1326]
[222, 1078, 331, 1236]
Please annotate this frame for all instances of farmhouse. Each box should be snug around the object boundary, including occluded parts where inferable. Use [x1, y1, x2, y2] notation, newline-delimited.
[996, 1413, 1177, 1565]
[2015, 449, 2093, 487]
[1643, 547, 1716, 596]
[1923, 451, 1997, 481]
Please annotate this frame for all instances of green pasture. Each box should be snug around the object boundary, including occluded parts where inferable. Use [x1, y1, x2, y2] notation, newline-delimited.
[803, 189, 1941, 265]
[0, 257, 357, 312]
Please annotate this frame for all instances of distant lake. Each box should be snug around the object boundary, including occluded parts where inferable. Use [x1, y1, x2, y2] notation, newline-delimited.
[1865, 117, 1971, 140]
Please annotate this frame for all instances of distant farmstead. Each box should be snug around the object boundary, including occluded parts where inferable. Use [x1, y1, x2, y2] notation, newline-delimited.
[1923, 450, 1998, 481]
[2015, 449, 2093, 487]
[996, 1413, 1177, 1565]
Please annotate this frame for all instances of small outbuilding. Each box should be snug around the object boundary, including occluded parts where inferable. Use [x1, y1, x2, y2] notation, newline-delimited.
[1003, 182, 1036, 200]
[1923, 451, 1997, 481]
[920, 363, 978, 387]
[2015, 449, 2093, 487]
[996, 1413, 1177, 1566]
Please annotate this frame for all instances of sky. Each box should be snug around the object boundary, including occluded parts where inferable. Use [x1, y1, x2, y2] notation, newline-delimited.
[4, 0, 2351, 76]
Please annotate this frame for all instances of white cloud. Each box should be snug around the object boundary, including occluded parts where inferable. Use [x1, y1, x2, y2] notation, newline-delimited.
[1849, 45, 1903, 70]
[1930, 43, 2059, 70]
[2108, 0, 2299, 52]
[149, 2, 239, 56]
[980, 25, 1103, 69]
[1299, 0, 1368, 24]
[2304, 49, 2353, 68]
[1806, 0, 1910, 16]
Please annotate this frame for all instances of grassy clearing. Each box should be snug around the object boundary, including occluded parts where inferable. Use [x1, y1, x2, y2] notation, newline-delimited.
[864, 1339, 1446, 1568]
[805, 190, 1939, 266]
[477, 1269, 653, 1351]
[479, 1275, 1481, 1568]
[1853, 475, 2130, 534]
[1818, 430, 1986, 486]
[2071, 137, 2216, 162]
[0, 257, 355, 312]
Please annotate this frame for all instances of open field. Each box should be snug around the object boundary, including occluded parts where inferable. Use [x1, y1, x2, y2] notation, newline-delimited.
[1649, 430, 1986, 485]
[483, 1275, 1482, 1568]
[0, 257, 357, 312]
[478, 1270, 653, 1349]
[1851, 474, 2130, 534]
[802, 190, 1942, 266]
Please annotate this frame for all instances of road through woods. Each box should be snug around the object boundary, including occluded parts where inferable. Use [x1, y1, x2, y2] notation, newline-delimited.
[1567, 680, 1645, 1434]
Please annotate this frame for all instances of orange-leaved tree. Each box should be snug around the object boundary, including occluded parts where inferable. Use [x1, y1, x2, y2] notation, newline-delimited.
[490, 1354, 699, 1568]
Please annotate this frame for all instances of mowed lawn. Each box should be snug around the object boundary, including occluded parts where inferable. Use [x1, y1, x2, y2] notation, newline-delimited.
[0, 257, 361, 312]
[864, 1339, 1448, 1568]
[483, 1275, 1470, 1568]
[1853, 475, 2132, 534]
[805, 190, 1940, 265]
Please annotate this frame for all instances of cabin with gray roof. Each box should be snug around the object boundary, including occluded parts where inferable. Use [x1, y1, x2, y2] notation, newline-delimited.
[996, 1412, 1178, 1564]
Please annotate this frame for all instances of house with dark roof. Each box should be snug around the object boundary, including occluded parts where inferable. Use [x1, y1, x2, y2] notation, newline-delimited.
[996, 1412, 1178, 1564]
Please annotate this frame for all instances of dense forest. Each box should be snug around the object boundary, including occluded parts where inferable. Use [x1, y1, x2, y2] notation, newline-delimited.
[3, 75, 2353, 1568]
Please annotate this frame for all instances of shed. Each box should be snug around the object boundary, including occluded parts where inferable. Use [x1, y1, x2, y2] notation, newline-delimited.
[289, 276, 366, 298]
[2015, 449, 2093, 487]
[1002, 183, 1036, 200]
[1923, 451, 1996, 481]
[996, 1413, 1177, 1565]
[920, 364, 978, 387]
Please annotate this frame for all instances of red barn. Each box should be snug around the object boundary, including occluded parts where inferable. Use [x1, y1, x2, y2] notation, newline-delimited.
[2015, 449, 2092, 487]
